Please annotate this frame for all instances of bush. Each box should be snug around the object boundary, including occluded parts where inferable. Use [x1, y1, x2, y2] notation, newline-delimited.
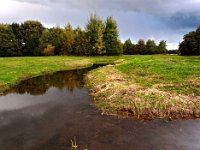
[42, 44, 55, 56]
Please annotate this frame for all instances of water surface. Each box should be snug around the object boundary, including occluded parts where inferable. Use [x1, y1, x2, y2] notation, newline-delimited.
[0, 68, 200, 150]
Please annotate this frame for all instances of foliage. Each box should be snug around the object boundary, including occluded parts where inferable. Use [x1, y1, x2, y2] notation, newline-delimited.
[104, 16, 122, 55]
[179, 27, 200, 55]
[146, 39, 157, 54]
[42, 44, 55, 56]
[0, 16, 169, 57]
[123, 39, 167, 55]
[20, 20, 44, 56]
[166, 50, 179, 54]
[157, 40, 167, 54]
[123, 39, 134, 55]
[0, 24, 20, 56]
[62, 23, 75, 55]
[39, 28, 64, 55]
[11, 23, 23, 53]
[85, 14, 105, 55]
[135, 39, 146, 54]
[73, 26, 88, 55]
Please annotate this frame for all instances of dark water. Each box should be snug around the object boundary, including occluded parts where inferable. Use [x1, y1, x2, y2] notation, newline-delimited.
[0, 68, 200, 150]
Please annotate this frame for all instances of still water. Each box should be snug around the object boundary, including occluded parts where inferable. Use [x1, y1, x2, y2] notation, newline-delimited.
[0, 68, 200, 150]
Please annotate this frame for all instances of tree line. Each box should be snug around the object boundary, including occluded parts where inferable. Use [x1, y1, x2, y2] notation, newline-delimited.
[123, 39, 167, 55]
[0, 14, 168, 57]
[0, 15, 122, 56]
[179, 26, 200, 56]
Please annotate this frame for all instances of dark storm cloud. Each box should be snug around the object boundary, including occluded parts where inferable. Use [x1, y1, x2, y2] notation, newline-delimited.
[168, 12, 200, 29]
[2, 0, 200, 49]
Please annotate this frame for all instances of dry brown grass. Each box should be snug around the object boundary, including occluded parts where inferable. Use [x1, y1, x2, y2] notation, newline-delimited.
[0, 82, 6, 94]
[87, 66, 200, 120]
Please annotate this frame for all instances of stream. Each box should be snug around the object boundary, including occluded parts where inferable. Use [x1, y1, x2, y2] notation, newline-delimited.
[0, 67, 200, 150]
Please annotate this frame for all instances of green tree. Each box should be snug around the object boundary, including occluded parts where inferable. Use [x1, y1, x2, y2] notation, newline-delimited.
[62, 23, 75, 55]
[195, 26, 200, 55]
[123, 39, 134, 55]
[135, 39, 146, 54]
[85, 14, 105, 55]
[158, 40, 167, 54]
[0, 24, 20, 56]
[20, 20, 44, 56]
[39, 27, 64, 55]
[104, 16, 122, 55]
[50, 27, 64, 55]
[179, 29, 199, 55]
[39, 29, 52, 55]
[146, 39, 157, 54]
[73, 26, 88, 55]
[11, 23, 23, 53]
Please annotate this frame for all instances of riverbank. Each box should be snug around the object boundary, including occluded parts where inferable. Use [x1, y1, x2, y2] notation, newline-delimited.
[1, 65, 200, 150]
[0, 56, 119, 93]
[1, 55, 200, 119]
[86, 55, 200, 119]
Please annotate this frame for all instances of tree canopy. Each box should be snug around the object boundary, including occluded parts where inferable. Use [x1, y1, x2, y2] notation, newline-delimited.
[104, 16, 122, 55]
[122, 39, 167, 55]
[0, 24, 20, 56]
[179, 26, 200, 56]
[0, 15, 169, 57]
[85, 14, 105, 55]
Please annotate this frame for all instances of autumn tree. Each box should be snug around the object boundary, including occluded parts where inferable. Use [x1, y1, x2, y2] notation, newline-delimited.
[62, 23, 75, 55]
[42, 44, 55, 56]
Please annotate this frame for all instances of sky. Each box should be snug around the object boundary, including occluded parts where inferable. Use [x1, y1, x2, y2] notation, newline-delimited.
[1, 0, 200, 49]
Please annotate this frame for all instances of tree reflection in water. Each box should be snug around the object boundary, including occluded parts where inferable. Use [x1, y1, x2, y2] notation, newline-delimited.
[3, 68, 91, 96]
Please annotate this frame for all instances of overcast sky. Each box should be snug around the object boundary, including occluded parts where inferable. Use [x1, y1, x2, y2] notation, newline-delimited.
[1, 0, 200, 49]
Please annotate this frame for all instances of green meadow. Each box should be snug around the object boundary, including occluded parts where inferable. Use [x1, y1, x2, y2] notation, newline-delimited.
[0, 55, 200, 119]
[87, 55, 200, 119]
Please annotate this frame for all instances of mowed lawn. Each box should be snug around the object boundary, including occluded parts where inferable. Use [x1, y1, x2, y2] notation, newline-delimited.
[87, 55, 200, 119]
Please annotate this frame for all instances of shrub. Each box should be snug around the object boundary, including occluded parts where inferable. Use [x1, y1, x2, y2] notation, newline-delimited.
[42, 44, 55, 56]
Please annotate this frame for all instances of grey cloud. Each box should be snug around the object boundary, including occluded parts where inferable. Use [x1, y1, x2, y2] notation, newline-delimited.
[169, 12, 200, 29]
[13, 0, 200, 15]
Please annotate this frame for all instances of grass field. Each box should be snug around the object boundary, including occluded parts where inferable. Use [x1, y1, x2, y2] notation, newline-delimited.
[0, 56, 119, 92]
[0, 55, 200, 119]
[87, 55, 200, 119]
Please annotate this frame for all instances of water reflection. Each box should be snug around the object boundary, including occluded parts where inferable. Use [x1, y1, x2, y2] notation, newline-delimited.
[0, 67, 200, 150]
[3, 69, 89, 96]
